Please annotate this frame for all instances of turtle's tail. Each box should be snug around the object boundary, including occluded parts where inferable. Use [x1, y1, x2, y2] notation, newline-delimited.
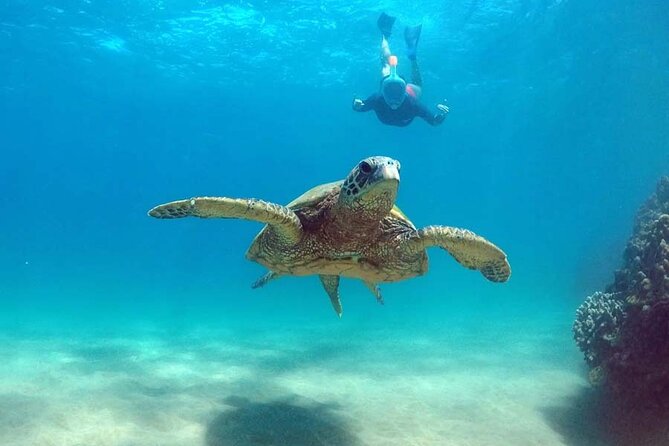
[251, 271, 280, 289]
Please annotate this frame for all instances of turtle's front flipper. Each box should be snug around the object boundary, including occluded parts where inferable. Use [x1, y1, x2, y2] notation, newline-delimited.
[412, 226, 511, 282]
[148, 197, 302, 243]
[320, 275, 343, 318]
[363, 281, 384, 305]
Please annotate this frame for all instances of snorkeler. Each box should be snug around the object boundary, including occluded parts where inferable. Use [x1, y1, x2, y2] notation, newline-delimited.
[352, 13, 449, 127]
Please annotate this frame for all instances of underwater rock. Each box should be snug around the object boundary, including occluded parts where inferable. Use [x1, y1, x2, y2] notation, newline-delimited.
[574, 176, 669, 408]
[606, 299, 669, 406]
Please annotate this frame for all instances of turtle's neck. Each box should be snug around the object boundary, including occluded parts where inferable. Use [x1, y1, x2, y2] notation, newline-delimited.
[329, 189, 396, 238]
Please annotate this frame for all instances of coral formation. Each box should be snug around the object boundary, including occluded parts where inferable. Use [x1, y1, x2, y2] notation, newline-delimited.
[574, 177, 669, 406]
[573, 291, 625, 369]
[609, 177, 669, 305]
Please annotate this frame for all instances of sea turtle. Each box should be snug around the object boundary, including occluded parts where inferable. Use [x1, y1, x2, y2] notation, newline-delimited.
[148, 156, 511, 317]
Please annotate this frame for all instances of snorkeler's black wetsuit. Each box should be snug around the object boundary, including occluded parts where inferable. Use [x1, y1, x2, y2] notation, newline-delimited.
[355, 93, 444, 127]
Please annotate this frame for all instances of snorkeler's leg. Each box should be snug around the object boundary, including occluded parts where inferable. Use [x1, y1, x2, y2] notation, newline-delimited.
[405, 24, 422, 59]
[380, 37, 391, 77]
[377, 14, 395, 77]
[411, 59, 423, 87]
[405, 24, 423, 86]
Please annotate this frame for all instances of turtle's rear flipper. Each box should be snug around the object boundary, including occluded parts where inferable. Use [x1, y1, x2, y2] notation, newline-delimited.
[252, 271, 280, 289]
[320, 275, 343, 318]
[412, 226, 511, 282]
[148, 197, 303, 244]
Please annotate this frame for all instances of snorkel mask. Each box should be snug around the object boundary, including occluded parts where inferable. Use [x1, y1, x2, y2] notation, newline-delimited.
[381, 55, 407, 109]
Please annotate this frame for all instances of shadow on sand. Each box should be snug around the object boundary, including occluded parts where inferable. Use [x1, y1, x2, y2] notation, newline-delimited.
[205, 396, 361, 446]
[541, 385, 669, 446]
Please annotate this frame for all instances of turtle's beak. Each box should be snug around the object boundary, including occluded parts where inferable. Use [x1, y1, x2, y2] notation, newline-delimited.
[374, 163, 400, 184]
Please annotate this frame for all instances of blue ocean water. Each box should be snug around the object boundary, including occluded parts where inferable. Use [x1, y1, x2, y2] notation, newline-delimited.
[1, 1, 669, 445]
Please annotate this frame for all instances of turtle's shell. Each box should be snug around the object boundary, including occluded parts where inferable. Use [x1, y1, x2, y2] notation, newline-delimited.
[246, 180, 416, 260]
[286, 180, 415, 229]
[244, 178, 431, 282]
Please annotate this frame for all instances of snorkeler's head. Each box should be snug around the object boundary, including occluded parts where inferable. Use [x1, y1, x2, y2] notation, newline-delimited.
[382, 55, 407, 109]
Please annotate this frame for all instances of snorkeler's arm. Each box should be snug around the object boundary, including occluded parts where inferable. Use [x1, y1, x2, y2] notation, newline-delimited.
[417, 101, 448, 126]
[352, 94, 381, 112]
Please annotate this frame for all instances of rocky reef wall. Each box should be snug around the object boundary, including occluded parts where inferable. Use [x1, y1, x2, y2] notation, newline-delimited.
[574, 177, 669, 408]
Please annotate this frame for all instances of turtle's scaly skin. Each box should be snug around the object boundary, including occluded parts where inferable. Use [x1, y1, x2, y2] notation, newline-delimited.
[148, 156, 511, 316]
[148, 196, 302, 244]
[412, 226, 511, 282]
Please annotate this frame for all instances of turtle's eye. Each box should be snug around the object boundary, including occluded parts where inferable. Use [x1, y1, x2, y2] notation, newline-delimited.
[359, 161, 372, 174]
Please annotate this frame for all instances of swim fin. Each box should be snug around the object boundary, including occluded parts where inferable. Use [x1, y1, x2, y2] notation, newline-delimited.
[377, 12, 396, 38]
[404, 24, 422, 60]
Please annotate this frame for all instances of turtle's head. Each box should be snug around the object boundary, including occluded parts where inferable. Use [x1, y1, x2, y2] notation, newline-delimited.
[337, 156, 400, 220]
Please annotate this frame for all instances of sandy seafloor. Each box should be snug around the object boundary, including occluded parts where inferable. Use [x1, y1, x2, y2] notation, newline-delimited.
[0, 306, 610, 446]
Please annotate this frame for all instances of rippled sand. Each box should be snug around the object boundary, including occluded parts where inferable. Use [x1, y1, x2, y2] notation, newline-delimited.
[0, 313, 601, 446]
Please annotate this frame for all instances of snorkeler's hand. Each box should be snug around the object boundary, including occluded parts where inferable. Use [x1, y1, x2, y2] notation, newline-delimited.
[352, 98, 365, 111]
[434, 101, 449, 125]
